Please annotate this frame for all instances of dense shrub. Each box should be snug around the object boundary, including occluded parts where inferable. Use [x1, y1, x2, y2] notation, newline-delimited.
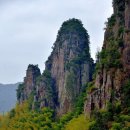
[110, 122, 122, 130]
[57, 18, 89, 41]
[123, 81, 130, 108]
[0, 102, 55, 130]
[88, 110, 112, 130]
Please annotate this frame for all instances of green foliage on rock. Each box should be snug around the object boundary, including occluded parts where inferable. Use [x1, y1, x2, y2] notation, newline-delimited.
[107, 15, 116, 28]
[57, 18, 89, 39]
[123, 81, 130, 108]
[101, 44, 121, 68]
[17, 83, 25, 100]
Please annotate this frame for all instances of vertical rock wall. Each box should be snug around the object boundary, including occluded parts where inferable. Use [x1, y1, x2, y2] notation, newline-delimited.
[84, 0, 130, 117]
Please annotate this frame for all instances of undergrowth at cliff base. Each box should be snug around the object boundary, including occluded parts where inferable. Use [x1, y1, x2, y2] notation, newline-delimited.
[0, 88, 88, 130]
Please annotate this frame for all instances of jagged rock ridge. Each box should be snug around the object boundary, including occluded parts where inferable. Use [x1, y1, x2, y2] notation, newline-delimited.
[17, 18, 94, 116]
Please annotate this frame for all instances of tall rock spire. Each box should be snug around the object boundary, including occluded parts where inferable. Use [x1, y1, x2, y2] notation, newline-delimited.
[17, 18, 94, 116]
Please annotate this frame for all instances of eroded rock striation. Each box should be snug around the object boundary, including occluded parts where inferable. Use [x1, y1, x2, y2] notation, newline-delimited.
[84, 0, 130, 117]
[17, 19, 94, 116]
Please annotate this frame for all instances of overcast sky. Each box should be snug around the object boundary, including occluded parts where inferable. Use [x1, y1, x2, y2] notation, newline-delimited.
[0, 0, 113, 84]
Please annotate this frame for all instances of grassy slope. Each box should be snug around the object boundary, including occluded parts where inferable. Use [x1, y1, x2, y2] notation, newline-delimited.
[64, 114, 90, 130]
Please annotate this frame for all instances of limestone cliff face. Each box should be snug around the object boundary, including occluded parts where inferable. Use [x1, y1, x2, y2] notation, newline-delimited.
[18, 19, 94, 116]
[84, 0, 130, 117]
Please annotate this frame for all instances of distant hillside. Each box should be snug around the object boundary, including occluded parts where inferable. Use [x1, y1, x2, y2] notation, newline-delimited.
[0, 83, 20, 113]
